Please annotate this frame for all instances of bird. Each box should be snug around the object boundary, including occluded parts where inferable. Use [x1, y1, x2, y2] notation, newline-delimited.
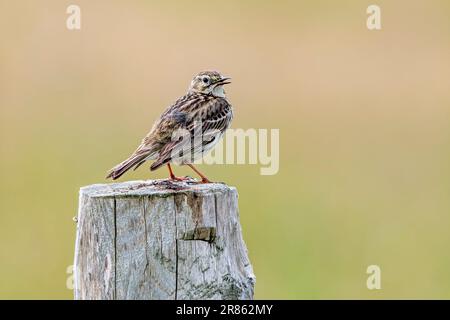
[106, 71, 233, 183]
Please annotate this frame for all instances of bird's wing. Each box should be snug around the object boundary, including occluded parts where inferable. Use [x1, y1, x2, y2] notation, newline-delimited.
[123, 94, 202, 171]
[150, 97, 232, 171]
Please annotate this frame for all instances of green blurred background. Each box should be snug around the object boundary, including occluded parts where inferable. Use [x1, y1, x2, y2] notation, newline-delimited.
[1, 0, 450, 299]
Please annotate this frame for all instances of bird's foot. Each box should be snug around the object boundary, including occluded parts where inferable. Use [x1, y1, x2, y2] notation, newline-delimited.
[199, 178, 212, 184]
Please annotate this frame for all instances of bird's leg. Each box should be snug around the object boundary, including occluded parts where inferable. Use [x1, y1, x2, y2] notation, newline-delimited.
[167, 163, 188, 181]
[186, 164, 211, 183]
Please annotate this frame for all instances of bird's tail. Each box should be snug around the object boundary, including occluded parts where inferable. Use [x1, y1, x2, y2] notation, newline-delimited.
[106, 153, 149, 180]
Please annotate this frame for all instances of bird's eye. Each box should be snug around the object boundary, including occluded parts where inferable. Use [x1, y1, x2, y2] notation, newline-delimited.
[202, 77, 209, 84]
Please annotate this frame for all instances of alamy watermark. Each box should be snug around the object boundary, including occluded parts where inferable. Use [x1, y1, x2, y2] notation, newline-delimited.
[166, 121, 280, 176]
[366, 5, 381, 30]
[66, 5, 81, 30]
[366, 265, 381, 290]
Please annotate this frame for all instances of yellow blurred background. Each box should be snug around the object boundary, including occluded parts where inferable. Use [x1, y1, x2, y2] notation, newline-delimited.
[1, 0, 450, 299]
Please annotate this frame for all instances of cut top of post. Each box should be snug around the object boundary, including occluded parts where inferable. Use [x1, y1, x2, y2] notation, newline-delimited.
[80, 178, 237, 198]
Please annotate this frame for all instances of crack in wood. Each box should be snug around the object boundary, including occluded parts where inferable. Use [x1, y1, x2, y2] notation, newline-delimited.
[113, 196, 117, 300]
[174, 196, 178, 300]
[142, 197, 150, 281]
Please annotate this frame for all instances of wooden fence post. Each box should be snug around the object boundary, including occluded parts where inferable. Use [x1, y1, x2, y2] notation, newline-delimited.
[74, 179, 255, 300]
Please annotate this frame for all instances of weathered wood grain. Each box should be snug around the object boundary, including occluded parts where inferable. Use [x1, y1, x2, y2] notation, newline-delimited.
[74, 179, 255, 300]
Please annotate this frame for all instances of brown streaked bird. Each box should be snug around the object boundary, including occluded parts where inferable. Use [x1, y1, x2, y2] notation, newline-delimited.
[106, 71, 233, 183]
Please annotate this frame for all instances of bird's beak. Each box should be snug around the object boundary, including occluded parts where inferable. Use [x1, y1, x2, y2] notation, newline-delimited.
[214, 77, 231, 85]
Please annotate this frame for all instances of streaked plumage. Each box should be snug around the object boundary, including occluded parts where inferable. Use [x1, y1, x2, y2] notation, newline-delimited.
[106, 71, 233, 182]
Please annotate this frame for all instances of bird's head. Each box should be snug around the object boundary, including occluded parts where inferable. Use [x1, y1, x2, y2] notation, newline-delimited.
[188, 71, 231, 97]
